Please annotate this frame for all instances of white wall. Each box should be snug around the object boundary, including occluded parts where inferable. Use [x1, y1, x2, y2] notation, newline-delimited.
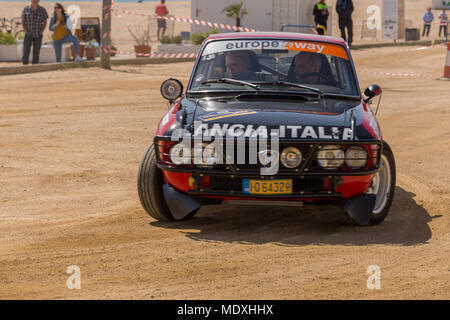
[191, 0, 272, 34]
[191, 0, 333, 35]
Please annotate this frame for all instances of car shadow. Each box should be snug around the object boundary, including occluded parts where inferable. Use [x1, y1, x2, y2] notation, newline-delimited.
[150, 186, 433, 246]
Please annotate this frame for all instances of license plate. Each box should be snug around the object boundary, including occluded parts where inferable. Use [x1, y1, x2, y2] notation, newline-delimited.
[242, 179, 293, 195]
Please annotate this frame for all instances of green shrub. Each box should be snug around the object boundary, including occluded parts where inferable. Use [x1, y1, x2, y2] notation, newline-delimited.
[160, 35, 182, 44]
[0, 32, 17, 45]
[191, 29, 218, 45]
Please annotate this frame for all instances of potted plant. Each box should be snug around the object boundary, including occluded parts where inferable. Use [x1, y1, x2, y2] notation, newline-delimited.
[84, 27, 97, 60]
[0, 32, 20, 61]
[128, 23, 151, 58]
[85, 42, 97, 60]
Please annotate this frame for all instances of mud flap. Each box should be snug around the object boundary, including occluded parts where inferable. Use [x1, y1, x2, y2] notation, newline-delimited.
[339, 194, 376, 226]
[163, 184, 202, 220]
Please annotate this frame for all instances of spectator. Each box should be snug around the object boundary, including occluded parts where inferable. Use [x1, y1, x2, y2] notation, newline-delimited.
[336, 0, 354, 47]
[21, 0, 48, 65]
[422, 7, 434, 37]
[49, 3, 83, 63]
[155, 0, 169, 41]
[313, 0, 329, 35]
[438, 9, 448, 38]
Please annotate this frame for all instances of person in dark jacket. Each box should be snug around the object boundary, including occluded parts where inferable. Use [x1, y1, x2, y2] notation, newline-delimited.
[336, 0, 354, 46]
[313, 0, 329, 35]
[21, 0, 48, 64]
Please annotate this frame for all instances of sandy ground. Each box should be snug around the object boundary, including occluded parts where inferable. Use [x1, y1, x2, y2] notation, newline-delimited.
[0, 43, 450, 299]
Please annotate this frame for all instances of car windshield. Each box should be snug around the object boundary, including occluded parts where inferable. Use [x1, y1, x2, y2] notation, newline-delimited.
[189, 39, 359, 96]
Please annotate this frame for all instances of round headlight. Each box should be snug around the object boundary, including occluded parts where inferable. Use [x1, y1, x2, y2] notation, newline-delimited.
[160, 78, 183, 101]
[317, 145, 344, 169]
[345, 147, 368, 169]
[280, 147, 302, 168]
[170, 143, 191, 165]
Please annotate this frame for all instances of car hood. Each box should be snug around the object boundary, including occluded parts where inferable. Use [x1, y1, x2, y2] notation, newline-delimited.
[183, 97, 362, 140]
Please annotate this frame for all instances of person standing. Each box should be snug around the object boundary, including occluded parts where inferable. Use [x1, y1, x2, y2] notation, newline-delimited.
[422, 7, 434, 37]
[49, 3, 83, 62]
[21, 0, 48, 65]
[155, 0, 169, 41]
[336, 0, 354, 47]
[438, 9, 448, 38]
[313, 0, 329, 35]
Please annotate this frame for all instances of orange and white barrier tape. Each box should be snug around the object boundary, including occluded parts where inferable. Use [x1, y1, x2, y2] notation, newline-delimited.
[112, 8, 259, 32]
[358, 41, 447, 54]
[107, 49, 197, 58]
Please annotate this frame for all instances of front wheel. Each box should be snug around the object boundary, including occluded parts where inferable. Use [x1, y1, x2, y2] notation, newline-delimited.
[137, 143, 197, 221]
[346, 141, 396, 226]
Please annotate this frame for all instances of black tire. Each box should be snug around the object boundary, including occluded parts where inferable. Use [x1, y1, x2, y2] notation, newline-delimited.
[369, 141, 396, 225]
[345, 141, 396, 226]
[137, 144, 198, 221]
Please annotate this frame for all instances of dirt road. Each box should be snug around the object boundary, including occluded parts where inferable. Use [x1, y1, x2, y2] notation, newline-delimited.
[0, 45, 449, 299]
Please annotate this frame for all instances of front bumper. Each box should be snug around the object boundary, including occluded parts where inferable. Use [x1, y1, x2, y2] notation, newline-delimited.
[155, 137, 382, 199]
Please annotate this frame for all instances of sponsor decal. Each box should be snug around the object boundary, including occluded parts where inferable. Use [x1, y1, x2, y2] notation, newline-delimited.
[199, 110, 258, 122]
[193, 122, 354, 140]
[202, 40, 282, 55]
[282, 41, 349, 60]
[202, 39, 349, 60]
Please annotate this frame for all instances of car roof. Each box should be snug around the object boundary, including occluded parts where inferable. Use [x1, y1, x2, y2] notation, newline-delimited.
[205, 32, 348, 47]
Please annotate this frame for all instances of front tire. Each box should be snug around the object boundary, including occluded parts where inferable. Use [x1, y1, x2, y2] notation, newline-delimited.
[137, 144, 197, 221]
[346, 141, 396, 226]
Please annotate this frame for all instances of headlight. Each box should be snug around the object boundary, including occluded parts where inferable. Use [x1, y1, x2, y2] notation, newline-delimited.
[170, 143, 191, 165]
[345, 147, 368, 169]
[280, 147, 302, 168]
[317, 145, 344, 169]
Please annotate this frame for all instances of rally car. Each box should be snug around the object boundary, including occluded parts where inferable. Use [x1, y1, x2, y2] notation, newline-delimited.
[137, 32, 396, 226]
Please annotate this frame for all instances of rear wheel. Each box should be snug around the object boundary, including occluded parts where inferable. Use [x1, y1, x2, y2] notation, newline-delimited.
[137, 144, 197, 221]
[347, 141, 396, 225]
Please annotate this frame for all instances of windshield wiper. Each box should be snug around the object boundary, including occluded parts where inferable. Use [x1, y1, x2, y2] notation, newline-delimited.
[201, 78, 260, 91]
[261, 81, 324, 99]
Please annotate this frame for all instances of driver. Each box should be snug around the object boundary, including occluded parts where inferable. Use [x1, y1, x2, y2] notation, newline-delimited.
[225, 50, 253, 78]
[292, 52, 323, 84]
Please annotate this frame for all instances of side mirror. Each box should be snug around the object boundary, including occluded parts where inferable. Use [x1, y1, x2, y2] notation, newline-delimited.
[363, 84, 382, 103]
[160, 78, 183, 103]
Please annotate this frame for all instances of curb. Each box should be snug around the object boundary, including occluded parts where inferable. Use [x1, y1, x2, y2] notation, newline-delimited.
[351, 39, 446, 50]
[0, 57, 196, 76]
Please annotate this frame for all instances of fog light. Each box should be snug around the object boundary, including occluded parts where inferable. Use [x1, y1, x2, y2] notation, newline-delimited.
[345, 147, 368, 169]
[317, 145, 344, 169]
[281, 147, 302, 168]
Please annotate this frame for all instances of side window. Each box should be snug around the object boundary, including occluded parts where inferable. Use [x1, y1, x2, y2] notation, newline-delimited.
[210, 53, 225, 78]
